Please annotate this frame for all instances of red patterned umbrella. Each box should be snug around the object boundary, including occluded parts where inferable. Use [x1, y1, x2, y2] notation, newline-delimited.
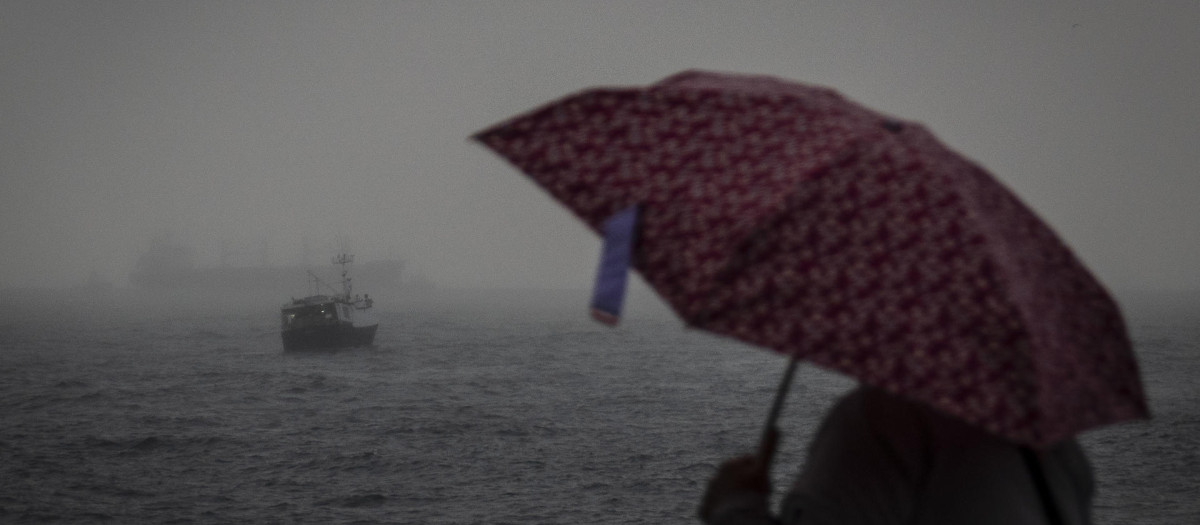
[473, 70, 1148, 448]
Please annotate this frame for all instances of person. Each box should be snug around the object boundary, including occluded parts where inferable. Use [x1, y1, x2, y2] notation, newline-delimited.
[699, 386, 1095, 525]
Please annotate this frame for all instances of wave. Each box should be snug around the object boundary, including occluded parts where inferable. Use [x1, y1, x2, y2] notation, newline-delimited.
[76, 434, 232, 454]
[317, 493, 388, 509]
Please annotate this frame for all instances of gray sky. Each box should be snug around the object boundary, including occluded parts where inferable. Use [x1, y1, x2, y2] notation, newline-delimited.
[2, 1, 1197, 292]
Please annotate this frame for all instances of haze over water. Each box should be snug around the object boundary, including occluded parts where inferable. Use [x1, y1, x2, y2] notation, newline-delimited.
[2, 2, 1198, 293]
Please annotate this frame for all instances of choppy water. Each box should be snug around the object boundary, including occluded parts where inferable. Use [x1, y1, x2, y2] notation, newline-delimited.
[1, 291, 1196, 524]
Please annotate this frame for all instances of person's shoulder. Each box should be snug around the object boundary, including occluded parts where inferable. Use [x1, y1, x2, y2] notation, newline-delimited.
[848, 386, 940, 450]
[856, 385, 1010, 449]
[815, 386, 930, 443]
[855, 386, 927, 421]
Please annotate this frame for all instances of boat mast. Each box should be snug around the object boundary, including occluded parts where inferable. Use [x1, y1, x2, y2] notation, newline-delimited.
[333, 253, 354, 300]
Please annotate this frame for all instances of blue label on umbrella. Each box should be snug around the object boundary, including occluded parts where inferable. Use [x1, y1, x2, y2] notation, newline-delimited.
[589, 205, 640, 326]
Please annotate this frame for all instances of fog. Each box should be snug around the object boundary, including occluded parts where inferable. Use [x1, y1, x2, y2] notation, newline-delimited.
[3, 2, 1198, 297]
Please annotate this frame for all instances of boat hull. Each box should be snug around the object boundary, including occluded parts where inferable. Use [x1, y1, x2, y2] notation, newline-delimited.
[281, 323, 378, 351]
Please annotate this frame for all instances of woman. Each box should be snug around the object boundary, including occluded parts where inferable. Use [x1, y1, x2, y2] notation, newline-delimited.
[699, 386, 1094, 525]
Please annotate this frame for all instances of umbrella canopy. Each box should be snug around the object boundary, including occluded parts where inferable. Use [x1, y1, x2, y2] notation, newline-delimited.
[473, 70, 1148, 448]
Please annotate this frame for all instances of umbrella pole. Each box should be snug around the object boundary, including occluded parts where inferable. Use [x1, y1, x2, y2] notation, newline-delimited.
[758, 354, 800, 463]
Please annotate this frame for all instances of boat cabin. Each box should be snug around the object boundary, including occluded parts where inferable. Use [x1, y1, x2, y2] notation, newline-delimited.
[282, 297, 356, 327]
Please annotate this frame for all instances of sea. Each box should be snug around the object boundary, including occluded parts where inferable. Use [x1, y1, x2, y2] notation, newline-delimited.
[1, 288, 1196, 524]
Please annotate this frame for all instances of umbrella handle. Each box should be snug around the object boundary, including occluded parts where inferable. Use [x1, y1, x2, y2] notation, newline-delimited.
[758, 354, 800, 463]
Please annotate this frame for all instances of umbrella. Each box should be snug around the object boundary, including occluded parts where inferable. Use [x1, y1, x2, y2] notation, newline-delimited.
[472, 70, 1148, 449]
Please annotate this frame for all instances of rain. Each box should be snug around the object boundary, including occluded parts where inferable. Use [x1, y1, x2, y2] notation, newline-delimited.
[2, 2, 1198, 296]
[2, 3, 1199, 524]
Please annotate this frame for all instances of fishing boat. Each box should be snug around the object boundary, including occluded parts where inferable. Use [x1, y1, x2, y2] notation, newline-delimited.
[280, 254, 379, 351]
